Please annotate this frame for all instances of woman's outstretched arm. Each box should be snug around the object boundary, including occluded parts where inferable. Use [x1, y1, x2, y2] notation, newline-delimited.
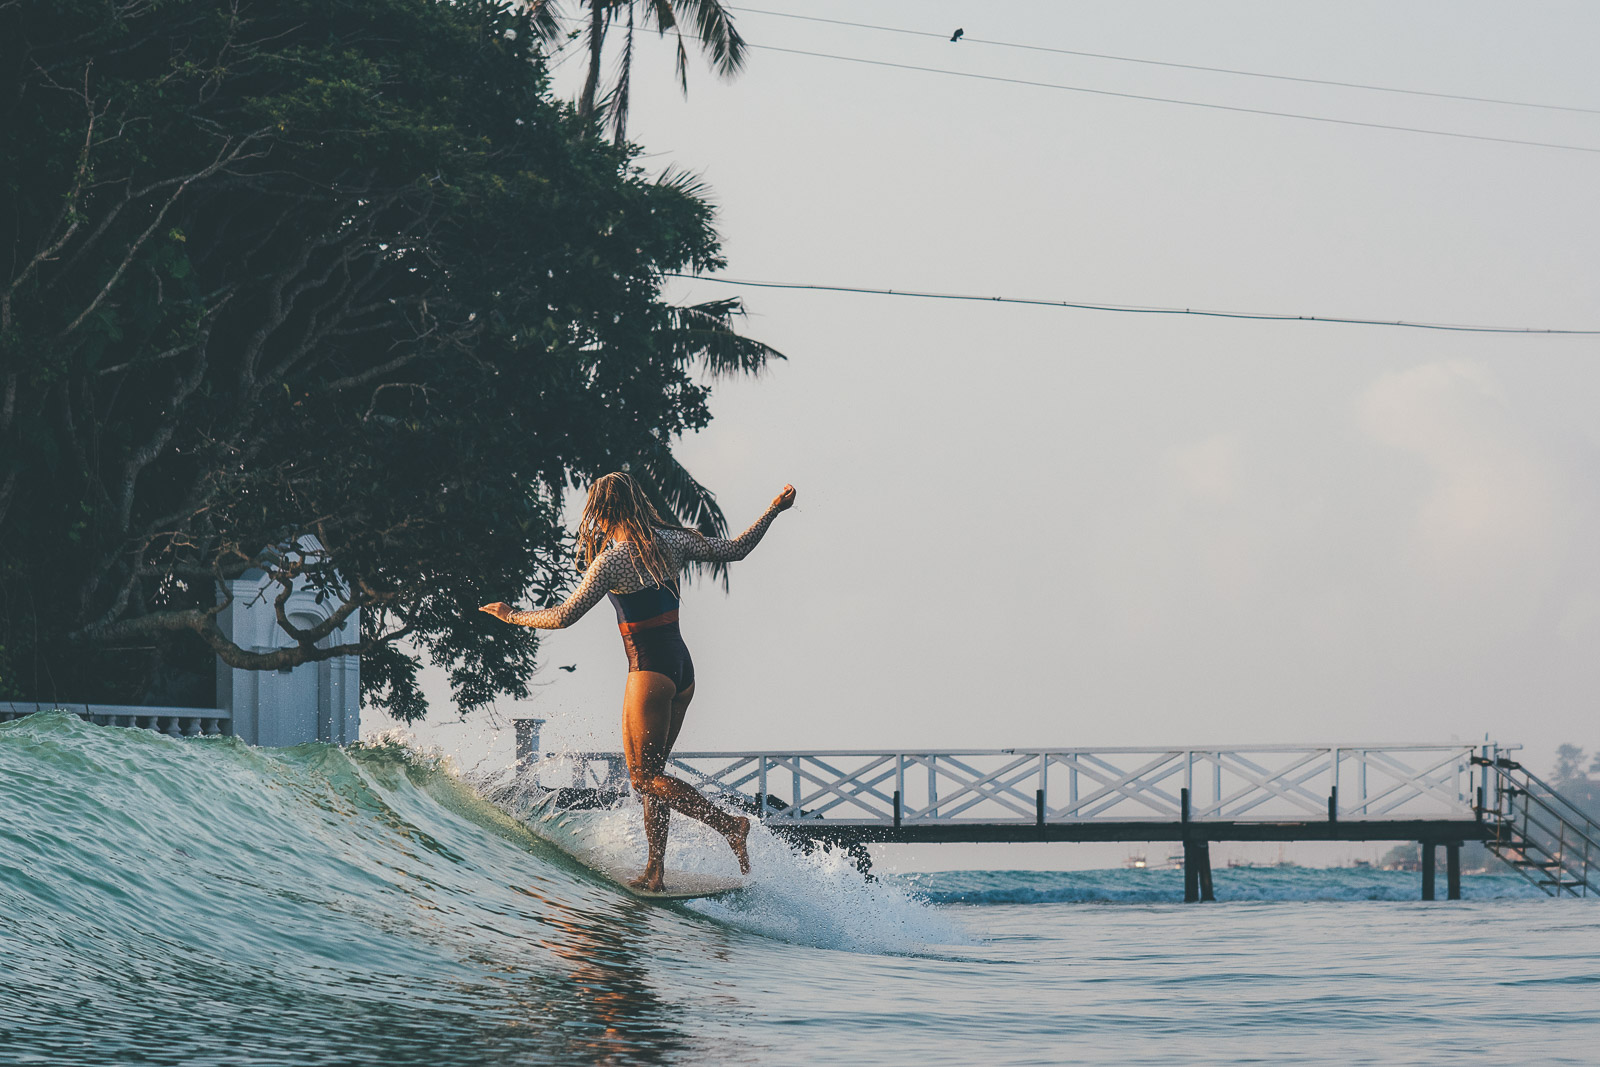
[677, 485, 795, 564]
[480, 548, 626, 629]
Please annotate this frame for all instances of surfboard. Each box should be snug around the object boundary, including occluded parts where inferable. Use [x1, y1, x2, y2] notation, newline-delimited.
[509, 797, 749, 901]
[601, 866, 748, 901]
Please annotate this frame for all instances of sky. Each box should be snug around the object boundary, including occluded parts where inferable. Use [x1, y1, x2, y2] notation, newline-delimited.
[367, 1, 1600, 865]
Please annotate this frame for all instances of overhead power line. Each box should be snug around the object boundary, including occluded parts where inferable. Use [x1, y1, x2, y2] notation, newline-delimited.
[663, 274, 1600, 335]
[726, 5, 1600, 117]
[742, 43, 1600, 155]
[544, 13, 1600, 153]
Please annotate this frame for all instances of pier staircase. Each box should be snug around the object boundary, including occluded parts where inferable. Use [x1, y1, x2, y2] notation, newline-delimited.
[1477, 756, 1599, 898]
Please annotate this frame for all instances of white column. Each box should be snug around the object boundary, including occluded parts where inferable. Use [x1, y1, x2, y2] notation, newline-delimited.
[214, 541, 360, 747]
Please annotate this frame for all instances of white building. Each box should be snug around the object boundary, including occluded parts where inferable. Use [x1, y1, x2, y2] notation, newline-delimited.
[2, 537, 360, 744]
[214, 535, 361, 746]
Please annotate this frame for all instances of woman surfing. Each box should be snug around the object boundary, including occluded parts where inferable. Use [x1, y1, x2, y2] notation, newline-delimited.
[480, 472, 794, 891]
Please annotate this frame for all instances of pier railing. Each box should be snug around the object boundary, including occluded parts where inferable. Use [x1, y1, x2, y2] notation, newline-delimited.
[649, 744, 1484, 826]
[523, 738, 1600, 902]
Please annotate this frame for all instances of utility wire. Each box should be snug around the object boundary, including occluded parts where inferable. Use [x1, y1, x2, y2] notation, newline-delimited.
[726, 5, 1600, 117]
[544, 13, 1600, 153]
[664, 274, 1600, 335]
[744, 43, 1600, 155]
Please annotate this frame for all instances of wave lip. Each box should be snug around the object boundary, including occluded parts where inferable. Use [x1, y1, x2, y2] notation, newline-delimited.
[496, 784, 968, 953]
[893, 866, 1556, 904]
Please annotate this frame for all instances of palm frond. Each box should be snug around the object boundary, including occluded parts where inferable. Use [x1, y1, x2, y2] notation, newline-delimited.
[632, 449, 731, 588]
[576, 1, 744, 127]
[671, 27, 690, 93]
[643, 0, 691, 93]
[524, 0, 566, 46]
[608, 1, 636, 142]
[576, 0, 616, 120]
[653, 165, 713, 201]
[676, 0, 745, 77]
[637, 448, 725, 535]
[668, 298, 785, 379]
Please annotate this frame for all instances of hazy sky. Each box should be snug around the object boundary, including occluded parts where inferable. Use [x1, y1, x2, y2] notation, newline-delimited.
[371, 2, 1600, 826]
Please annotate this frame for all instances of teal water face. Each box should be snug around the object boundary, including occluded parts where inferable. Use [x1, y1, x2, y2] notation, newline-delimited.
[3, 713, 1597, 1067]
[0, 712, 948, 1066]
[0, 714, 697, 1063]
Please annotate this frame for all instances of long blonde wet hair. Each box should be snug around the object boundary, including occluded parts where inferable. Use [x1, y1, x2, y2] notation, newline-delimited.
[575, 472, 703, 588]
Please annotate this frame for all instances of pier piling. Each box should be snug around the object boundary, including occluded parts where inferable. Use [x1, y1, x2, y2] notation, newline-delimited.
[1421, 842, 1436, 901]
[1182, 839, 1214, 903]
[1447, 842, 1461, 900]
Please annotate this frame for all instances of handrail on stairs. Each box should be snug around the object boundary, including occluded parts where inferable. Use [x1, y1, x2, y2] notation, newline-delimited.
[1476, 755, 1598, 899]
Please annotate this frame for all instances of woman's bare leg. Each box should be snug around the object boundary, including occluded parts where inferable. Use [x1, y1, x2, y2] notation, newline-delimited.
[636, 681, 693, 879]
[634, 681, 697, 884]
[638, 790, 671, 888]
[622, 672, 750, 890]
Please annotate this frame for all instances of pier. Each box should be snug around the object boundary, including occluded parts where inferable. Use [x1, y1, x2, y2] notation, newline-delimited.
[520, 738, 1599, 902]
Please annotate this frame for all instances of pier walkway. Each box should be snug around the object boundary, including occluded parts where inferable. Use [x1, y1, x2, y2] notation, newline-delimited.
[522, 739, 1598, 902]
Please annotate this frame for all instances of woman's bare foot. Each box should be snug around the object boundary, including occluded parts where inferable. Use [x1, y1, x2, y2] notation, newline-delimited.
[628, 865, 665, 892]
[726, 816, 751, 875]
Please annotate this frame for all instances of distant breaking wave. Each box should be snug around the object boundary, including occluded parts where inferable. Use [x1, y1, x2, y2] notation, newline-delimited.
[893, 866, 1551, 905]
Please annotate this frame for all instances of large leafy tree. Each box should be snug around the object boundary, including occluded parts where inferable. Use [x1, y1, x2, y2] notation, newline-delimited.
[0, 0, 778, 720]
[534, 0, 746, 143]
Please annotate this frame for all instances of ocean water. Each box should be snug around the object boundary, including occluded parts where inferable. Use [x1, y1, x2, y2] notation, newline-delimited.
[3, 713, 1597, 1067]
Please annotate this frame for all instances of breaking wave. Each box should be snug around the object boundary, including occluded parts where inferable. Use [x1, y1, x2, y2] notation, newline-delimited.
[0, 712, 958, 1065]
[894, 866, 1551, 905]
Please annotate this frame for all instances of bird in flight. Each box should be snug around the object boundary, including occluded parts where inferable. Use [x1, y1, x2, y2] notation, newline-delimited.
[557, 664, 578, 673]
[950, 28, 963, 42]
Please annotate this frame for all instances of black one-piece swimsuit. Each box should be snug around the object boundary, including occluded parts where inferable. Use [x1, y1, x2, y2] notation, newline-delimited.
[608, 584, 695, 692]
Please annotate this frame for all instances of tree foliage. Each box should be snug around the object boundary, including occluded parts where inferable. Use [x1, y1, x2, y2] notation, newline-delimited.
[1549, 743, 1600, 820]
[532, 0, 747, 143]
[1553, 744, 1587, 785]
[0, 0, 778, 719]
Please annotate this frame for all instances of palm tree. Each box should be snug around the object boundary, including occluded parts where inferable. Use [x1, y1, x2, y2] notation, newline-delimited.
[531, 0, 746, 142]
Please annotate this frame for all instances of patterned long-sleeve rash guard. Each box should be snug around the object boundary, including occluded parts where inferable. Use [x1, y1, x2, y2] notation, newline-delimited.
[507, 504, 781, 630]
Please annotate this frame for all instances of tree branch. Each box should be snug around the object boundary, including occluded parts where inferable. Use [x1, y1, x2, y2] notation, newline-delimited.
[112, 311, 218, 534]
[75, 604, 413, 670]
[319, 345, 426, 394]
[271, 574, 367, 647]
[0, 465, 16, 531]
[0, 373, 14, 434]
[57, 131, 268, 339]
[3, 62, 103, 324]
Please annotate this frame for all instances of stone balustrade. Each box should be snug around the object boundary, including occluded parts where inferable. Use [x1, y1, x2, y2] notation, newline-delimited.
[0, 702, 230, 737]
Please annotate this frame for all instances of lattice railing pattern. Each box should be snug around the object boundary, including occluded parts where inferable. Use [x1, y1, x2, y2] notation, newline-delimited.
[651, 745, 1482, 825]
